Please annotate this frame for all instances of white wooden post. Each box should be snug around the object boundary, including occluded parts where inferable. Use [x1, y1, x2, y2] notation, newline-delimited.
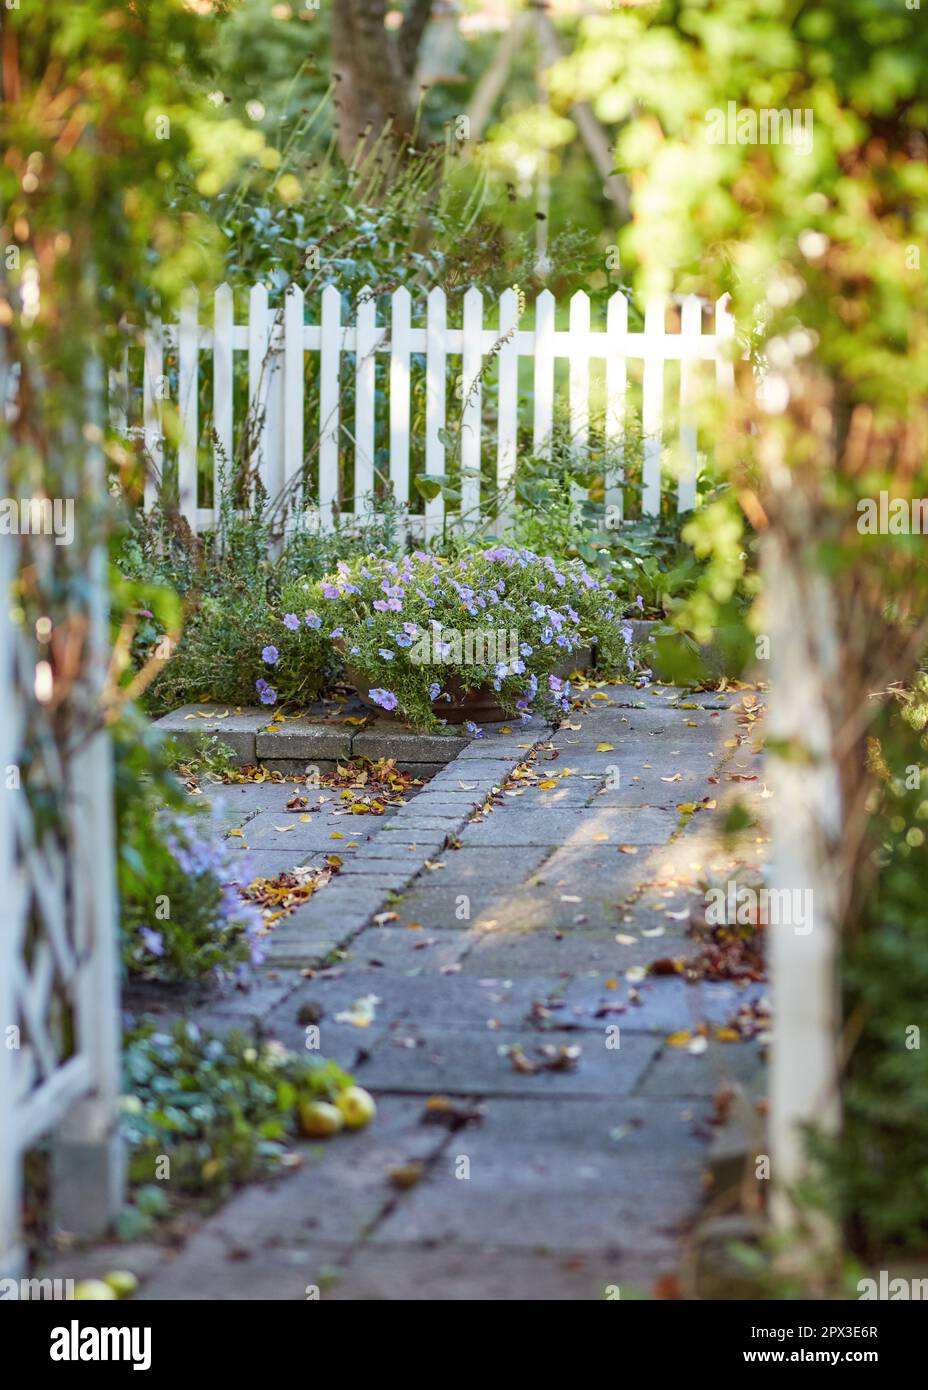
[354, 289, 379, 517]
[642, 296, 666, 516]
[0, 339, 25, 1274]
[605, 290, 628, 522]
[247, 283, 271, 504]
[765, 530, 842, 1253]
[568, 289, 591, 511]
[283, 283, 305, 520]
[50, 352, 124, 1239]
[678, 294, 702, 512]
[496, 286, 519, 523]
[389, 287, 412, 521]
[461, 286, 483, 526]
[142, 315, 164, 511]
[425, 286, 447, 541]
[177, 286, 199, 528]
[715, 293, 735, 393]
[318, 285, 341, 530]
[532, 288, 555, 458]
[213, 282, 234, 510]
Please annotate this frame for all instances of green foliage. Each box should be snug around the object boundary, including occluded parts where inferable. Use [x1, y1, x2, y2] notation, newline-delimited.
[112, 711, 262, 981]
[810, 695, 928, 1256]
[120, 1020, 354, 1200]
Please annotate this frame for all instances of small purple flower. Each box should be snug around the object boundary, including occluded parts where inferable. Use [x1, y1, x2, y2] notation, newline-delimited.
[322, 583, 340, 599]
[304, 611, 322, 630]
[330, 626, 344, 639]
[255, 677, 268, 693]
[259, 685, 277, 705]
[378, 648, 395, 661]
[428, 682, 441, 701]
[262, 645, 279, 665]
[283, 613, 300, 631]
[635, 594, 645, 612]
[139, 927, 164, 958]
[368, 687, 398, 711]
[464, 721, 484, 738]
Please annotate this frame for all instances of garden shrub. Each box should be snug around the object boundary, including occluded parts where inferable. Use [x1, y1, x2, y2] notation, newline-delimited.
[261, 546, 631, 730]
[117, 479, 404, 714]
[113, 711, 264, 981]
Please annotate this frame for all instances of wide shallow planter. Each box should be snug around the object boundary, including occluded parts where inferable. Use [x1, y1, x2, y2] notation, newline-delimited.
[346, 662, 511, 724]
[341, 646, 593, 729]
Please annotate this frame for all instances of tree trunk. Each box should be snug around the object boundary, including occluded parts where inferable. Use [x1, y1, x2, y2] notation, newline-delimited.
[332, 0, 432, 162]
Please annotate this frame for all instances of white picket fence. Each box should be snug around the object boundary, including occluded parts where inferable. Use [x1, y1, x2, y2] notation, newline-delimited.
[133, 284, 735, 536]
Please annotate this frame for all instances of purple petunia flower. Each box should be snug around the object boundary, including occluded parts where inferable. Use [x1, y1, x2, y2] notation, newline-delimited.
[368, 687, 398, 711]
[304, 611, 322, 630]
[139, 927, 164, 958]
[259, 685, 278, 705]
[428, 682, 441, 701]
[283, 613, 300, 631]
[262, 645, 279, 665]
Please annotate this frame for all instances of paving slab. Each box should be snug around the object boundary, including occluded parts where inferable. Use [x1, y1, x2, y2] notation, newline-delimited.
[319, 1244, 650, 1301]
[371, 1096, 704, 1252]
[458, 805, 678, 848]
[637, 1040, 766, 1097]
[354, 1027, 659, 1098]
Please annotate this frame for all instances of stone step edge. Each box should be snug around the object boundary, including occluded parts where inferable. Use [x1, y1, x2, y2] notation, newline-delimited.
[152, 703, 554, 771]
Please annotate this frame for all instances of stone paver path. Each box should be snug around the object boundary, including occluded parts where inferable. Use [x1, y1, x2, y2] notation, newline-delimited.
[100, 686, 771, 1300]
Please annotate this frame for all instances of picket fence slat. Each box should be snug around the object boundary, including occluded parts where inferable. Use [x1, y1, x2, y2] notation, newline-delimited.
[678, 294, 703, 513]
[213, 283, 234, 507]
[532, 288, 555, 458]
[496, 286, 519, 521]
[354, 288, 379, 515]
[425, 286, 447, 540]
[177, 288, 199, 528]
[284, 284, 305, 503]
[142, 317, 163, 511]
[389, 287, 412, 511]
[461, 286, 483, 520]
[318, 285, 341, 531]
[130, 282, 735, 535]
[604, 291, 628, 522]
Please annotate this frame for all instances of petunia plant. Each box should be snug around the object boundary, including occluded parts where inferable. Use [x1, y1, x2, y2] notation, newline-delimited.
[263, 547, 631, 732]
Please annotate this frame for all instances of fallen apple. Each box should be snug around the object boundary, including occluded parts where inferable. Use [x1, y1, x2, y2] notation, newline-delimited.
[102, 1270, 138, 1299]
[335, 1085, 376, 1130]
[73, 1279, 117, 1301]
[298, 1099, 344, 1137]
